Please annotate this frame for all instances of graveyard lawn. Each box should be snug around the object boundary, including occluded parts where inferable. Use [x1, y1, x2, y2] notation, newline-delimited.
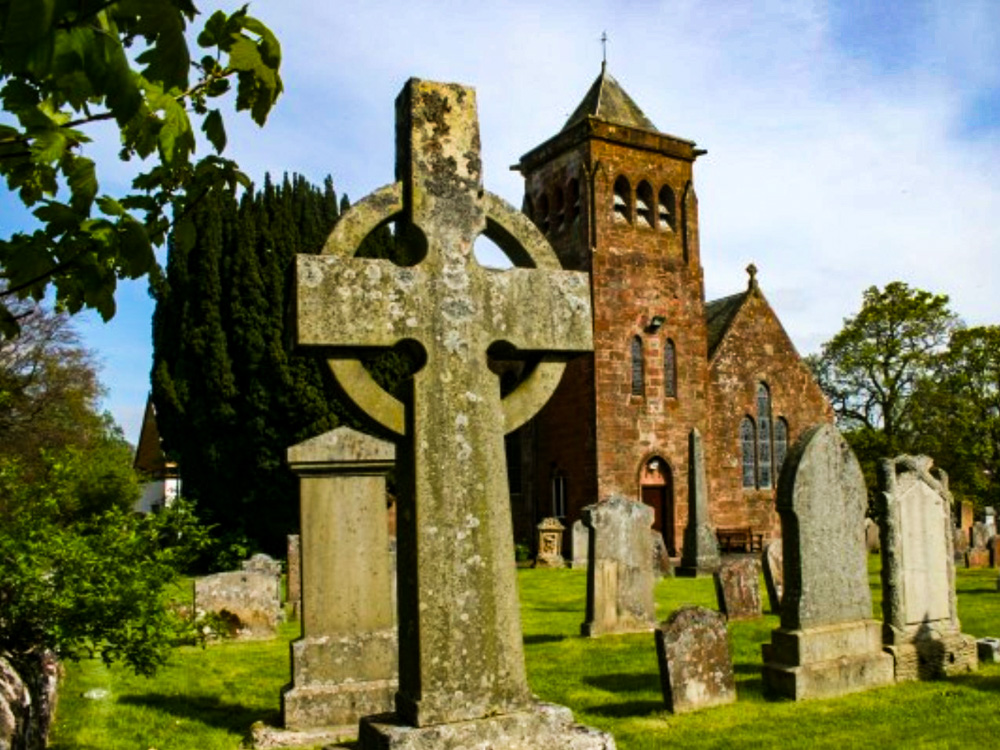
[50, 561, 1000, 750]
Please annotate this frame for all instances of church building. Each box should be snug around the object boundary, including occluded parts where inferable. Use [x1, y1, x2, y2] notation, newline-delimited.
[505, 66, 832, 554]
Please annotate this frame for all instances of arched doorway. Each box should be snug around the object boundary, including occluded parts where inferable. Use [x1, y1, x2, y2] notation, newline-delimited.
[640, 456, 675, 555]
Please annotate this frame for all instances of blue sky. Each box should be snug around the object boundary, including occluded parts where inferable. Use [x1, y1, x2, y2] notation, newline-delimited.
[4, 0, 999, 445]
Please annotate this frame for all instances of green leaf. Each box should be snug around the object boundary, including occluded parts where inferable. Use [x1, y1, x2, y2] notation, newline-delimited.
[172, 217, 196, 254]
[118, 217, 154, 278]
[242, 17, 281, 68]
[63, 155, 98, 215]
[197, 10, 228, 49]
[2, 0, 55, 45]
[227, 36, 262, 74]
[96, 196, 125, 217]
[201, 109, 226, 153]
[33, 201, 81, 234]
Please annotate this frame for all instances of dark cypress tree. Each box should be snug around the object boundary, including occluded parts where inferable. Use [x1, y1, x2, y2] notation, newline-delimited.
[151, 175, 347, 557]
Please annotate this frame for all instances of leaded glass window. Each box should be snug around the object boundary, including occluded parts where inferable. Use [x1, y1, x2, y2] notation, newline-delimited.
[664, 339, 677, 398]
[631, 336, 644, 397]
[775, 418, 788, 477]
[757, 383, 772, 489]
[741, 417, 756, 489]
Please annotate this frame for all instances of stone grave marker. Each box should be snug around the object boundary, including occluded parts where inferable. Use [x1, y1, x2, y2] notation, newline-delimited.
[977, 637, 1000, 663]
[761, 424, 894, 700]
[276, 427, 398, 737]
[953, 526, 970, 563]
[581, 494, 656, 637]
[990, 536, 1000, 568]
[295, 79, 611, 748]
[959, 500, 974, 533]
[286, 534, 301, 615]
[714, 557, 762, 620]
[877, 455, 977, 680]
[194, 570, 281, 640]
[970, 521, 991, 552]
[534, 517, 566, 568]
[761, 540, 783, 614]
[651, 530, 673, 578]
[864, 518, 880, 554]
[676, 428, 720, 577]
[243, 552, 282, 578]
[572, 520, 589, 569]
[986, 506, 996, 536]
[654, 606, 736, 714]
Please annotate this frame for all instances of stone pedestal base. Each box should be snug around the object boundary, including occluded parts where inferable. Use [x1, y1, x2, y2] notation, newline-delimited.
[358, 702, 616, 749]
[282, 678, 397, 729]
[885, 631, 978, 681]
[761, 620, 894, 700]
[250, 720, 358, 749]
[580, 619, 654, 638]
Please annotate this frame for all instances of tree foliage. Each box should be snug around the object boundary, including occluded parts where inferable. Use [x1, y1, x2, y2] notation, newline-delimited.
[810, 281, 961, 454]
[0, 0, 283, 335]
[151, 174, 348, 555]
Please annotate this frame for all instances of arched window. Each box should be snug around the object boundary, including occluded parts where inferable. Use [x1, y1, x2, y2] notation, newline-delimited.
[613, 176, 631, 224]
[568, 178, 581, 222]
[757, 383, 772, 489]
[537, 193, 550, 234]
[636, 181, 654, 228]
[740, 417, 756, 489]
[664, 339, 677, 398]
[630, 336, 644, 397]
[774, 418, 788, 477]
[551, 473, 567, 517]
[658, 185, 675, 231]
[553, 186, 565, 231]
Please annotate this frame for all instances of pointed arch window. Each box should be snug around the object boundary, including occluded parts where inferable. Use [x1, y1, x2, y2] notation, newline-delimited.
[757, 383, 772, 489]
[664, 339, 677, 398]
[658, 185, 676, 231]
[636, 181, 654, 228]
[774, 417, 788, 477]
[551, 473, 567, 518]
[613, 176, 631, 224]
[568, 178, 581, 222]
[740, 417, 756, 489]
[553, 186, 565, 231]
[537, 193, 550, 234]
[630, 336, 644, 397]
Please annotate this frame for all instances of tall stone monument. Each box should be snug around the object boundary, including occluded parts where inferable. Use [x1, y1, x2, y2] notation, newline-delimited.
[581, 495, 656, 637]
[281, 428, 397, 733]
[676, 428, 720, 576]
[877, 455, 977, 680]
[295, 79, 613, 748]
[761, 424, 894, 700]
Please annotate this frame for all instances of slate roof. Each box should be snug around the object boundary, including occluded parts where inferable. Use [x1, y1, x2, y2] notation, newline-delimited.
[705, 291, 748, 359]
[562, 64, 659, 133]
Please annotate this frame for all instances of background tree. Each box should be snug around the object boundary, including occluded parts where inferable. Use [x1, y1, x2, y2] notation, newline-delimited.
[809, 281, 962, 502]
[909, 326, 1000, 511]
[0, 0, 282, 335]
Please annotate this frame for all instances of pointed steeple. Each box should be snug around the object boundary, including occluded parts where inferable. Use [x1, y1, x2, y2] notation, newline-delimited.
[562, 65, 659, 133]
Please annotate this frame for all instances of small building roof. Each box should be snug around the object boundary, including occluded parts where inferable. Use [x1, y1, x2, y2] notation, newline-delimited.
[562, 63, 659, 133]
[705, 291, 748, 358]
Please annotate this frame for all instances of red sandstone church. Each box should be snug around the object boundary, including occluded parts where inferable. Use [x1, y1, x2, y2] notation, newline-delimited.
[504, 66, 833, 555]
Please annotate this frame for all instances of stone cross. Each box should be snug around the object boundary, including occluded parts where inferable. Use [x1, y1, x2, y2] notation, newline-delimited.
[295, 80, 594, 732]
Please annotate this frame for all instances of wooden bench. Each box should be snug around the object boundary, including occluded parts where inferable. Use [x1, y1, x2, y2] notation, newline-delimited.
[716, 526, 764, 553]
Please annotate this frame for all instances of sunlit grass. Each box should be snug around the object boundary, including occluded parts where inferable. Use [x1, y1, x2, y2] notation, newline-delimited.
[51, 558, 1000, 749]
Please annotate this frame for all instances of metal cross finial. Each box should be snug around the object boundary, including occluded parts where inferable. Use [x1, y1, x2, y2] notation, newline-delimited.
[747, 262, 758, 289]
[601, 31, 608, 68]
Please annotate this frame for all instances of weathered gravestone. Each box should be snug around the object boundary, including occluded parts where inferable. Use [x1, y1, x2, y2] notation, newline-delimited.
[651, 530, 673, 578]
[986, 506, 996, 537]
[286, 534, 301, 615]
[761, 540, 783, 615]
[295, 79, 612, 748]
[864, 518, 880, 554]
[572, 520, 589, 569]
[878, 456, 978, 680]
[676, 428, 720, 577]
[243, 552, 282, 578]
[278, 427, 398, 735]
[761, 424, 894, 700]
[195, 570, 281, 639]
[535, 517, 566, 568]
[959, 500, 974, 534]
[582, 495, 657, 637]
[967, 522, 991, 568]
[654, 607, 736, 714]
[953, 527, 970, 563]
[714, 557, 762, 620]
[970, 521, 992, 553]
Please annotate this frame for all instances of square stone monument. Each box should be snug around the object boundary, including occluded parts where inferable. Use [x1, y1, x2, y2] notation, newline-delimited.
[877, 455, 978, 681]
[581, 495, 656, 637]
[280, 427, 398, 735]
[534, 517, 566, 568]
[295, 78, 613, 748]
[761, 424, 894, 700]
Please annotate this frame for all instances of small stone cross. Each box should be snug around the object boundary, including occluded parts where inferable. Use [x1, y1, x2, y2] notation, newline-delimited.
[295, 79, 593, 728]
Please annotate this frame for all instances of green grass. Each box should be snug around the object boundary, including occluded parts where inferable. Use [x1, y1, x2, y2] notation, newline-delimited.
[50, 558, 1000, 749]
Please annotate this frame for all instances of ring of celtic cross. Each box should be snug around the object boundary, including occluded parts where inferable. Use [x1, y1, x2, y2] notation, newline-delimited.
[319, 181, 568, 437]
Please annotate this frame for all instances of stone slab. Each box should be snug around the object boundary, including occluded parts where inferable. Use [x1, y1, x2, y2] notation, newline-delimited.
[885, 633, 977, 682]
[654, 607, 735, 714]
[194, 570, 281, 639]
[250, 721, 358, 749]
[358, 703, 616, 750]
[966, 548, 990, 568]
[282, 678, 398, 730]
[761, 540, 783, 615]
[678, 428, 720, 574]
[713, 557, 762, 620]
[571, 520, 589, 569]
